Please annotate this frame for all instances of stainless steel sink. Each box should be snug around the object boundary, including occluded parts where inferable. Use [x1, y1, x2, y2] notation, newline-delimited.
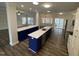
[42, 28, 46, 31]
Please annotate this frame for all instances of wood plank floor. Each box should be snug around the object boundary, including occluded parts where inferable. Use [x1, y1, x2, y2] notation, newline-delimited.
[0, 29, 68, 56]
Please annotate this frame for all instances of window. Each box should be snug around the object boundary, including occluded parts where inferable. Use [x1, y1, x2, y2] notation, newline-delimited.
[27, 17, 33, 25]
[42, 18, 46, 23]
[22, 17, 26, 25]
[42, 17, 53, 24]
[55, 18, 64, 29]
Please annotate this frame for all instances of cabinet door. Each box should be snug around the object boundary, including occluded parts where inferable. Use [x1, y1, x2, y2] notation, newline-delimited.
[73, 37, 79, 55]
[18, 30, 27, 41]
[67, 35, 74, 55]
[68, 35, 79, 56]
[27, 27, 38, 34]
[29, 36, 41, 52]
[41, 34, 46, 45]
[73, 29, 79, 55]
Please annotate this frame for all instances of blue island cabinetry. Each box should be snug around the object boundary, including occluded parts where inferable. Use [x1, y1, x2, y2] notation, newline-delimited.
[18, 26, 38, 41]
[28, 37, 41, 53]
[28, 26, 52, 53]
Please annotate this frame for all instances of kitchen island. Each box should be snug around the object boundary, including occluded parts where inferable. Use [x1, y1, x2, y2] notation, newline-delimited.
[28, 26, 52, 53]
[17, 25, 39, 41]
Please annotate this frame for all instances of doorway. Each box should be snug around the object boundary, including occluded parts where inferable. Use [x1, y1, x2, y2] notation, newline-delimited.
[54, 18, 64, 29]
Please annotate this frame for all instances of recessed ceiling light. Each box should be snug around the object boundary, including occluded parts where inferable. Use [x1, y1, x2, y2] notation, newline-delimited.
[32, 2, 39, 5]
[21, 5, 24, 8]
[58, 12, 63, 15]
[43, 4, 51, 8]
[47, 11, 51, 12]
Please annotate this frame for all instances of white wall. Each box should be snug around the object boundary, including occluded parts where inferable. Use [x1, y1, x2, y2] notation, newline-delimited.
[0, 7, 8, 30]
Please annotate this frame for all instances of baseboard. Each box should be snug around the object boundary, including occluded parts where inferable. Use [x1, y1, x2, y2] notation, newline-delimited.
[10, 41, 19, 46]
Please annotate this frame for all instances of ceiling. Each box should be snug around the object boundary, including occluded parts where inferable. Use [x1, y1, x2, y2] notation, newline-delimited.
[16, 2, 79, 13]
[0, 2, 79, 13]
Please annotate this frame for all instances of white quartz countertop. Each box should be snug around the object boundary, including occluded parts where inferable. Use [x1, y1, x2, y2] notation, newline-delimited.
[17, 25, 38, 32]
[28, 26, 52, 39]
